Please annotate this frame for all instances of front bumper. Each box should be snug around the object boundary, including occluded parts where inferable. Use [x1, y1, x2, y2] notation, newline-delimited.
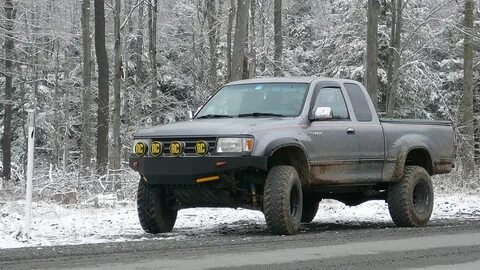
[129, 155, 268, 185]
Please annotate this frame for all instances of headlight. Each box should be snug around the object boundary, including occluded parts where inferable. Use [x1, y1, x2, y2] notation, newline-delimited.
[216, 137, 254, 153]
[132, 139, 151, 156]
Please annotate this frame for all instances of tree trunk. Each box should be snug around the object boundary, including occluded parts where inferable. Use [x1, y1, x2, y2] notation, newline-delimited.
[136, 1, 145, 87]
[54, 39, 61, 168]
[112, 0, 122, 184]
[231, 0, 249, 81]
[94, 0, 110, 174]
[81, 0, 92, 172]
[148, 0, 158, 124]
[460, 0, 475, 175]
[386, 0, 396, 111]
[53, 39, 63, 170]
[207, 0, 218, 86]
[366, 0, 380, 110]
[123, 0, 134, 160]
[258, 0, 266, 74]
[273, 0, 282, 76]
[226, 0, 236, 81]
[2, 0, 15, 181]
[248, 0, 257, 78]
[386, 0, 402, 118]
[62, 40, 70, 174]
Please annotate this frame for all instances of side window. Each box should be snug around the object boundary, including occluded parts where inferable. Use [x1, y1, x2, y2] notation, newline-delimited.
[313, 87, 349, 119]
[344, 83, 373, 122]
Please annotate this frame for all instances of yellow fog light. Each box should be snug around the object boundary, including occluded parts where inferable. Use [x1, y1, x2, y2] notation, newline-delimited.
[134, 142, 147, 156]
[150, 141, 163, 157]
[195, 140, 209, 156]
[169, 141, 184, 157]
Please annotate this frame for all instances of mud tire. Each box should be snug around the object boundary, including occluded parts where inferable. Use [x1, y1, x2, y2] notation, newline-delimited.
[263, 165, 303, 235]
[387, 166, 434, 227]
[137, 178, 177, 233]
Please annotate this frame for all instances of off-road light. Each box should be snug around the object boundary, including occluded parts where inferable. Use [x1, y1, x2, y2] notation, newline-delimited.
[150, 141, 163, 157]
[132, 139, 151, 156]
[169, 141, 184, 156]
[195, 140, 210, 156]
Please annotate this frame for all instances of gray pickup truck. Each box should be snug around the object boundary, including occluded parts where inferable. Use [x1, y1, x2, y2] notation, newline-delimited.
[129, 77, 454, 235]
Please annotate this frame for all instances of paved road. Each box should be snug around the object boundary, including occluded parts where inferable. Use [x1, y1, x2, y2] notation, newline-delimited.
[1, 219, 480, 270]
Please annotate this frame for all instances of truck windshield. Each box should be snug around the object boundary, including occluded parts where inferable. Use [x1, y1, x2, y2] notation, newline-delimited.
[196, 83, 309, 119]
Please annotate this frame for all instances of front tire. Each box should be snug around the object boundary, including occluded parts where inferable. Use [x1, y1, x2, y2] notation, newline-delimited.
[137, 178, 178, 233]
[263, 165, 303, 235]
[301, 197, 319, 223]
[387, 166, 434, 227]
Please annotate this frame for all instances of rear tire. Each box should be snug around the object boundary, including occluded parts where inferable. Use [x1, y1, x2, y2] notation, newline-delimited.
[301, 197, 319, 223]
[387, 166, 434, 227]
[137, 178, 177, 233]
[263, 165, 303, 235]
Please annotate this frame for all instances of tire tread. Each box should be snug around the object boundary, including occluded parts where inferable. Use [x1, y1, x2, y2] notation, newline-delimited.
[137, 178, 177, 234]
[387, 165, 433, 227]
[263, 165, 302, 235]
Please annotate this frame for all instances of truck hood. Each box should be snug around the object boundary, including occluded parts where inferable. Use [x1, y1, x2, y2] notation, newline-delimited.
[134, 117, 302, 138]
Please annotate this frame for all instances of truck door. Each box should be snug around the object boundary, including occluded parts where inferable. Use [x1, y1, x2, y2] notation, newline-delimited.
[307, 84, 360, 184]
[344, 83, 385, 182]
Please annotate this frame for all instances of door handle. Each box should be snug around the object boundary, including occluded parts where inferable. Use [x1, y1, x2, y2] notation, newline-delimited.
[346, 128, 355, 135]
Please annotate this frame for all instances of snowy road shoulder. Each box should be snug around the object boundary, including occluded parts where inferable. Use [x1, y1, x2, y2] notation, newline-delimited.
[1, 193, 479, 249]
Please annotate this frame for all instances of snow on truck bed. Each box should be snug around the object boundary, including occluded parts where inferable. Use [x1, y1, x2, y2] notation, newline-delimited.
[1, 193, 479, 249]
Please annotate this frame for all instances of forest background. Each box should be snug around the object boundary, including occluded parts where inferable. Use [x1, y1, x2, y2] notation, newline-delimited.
[0, 0, 478, 201]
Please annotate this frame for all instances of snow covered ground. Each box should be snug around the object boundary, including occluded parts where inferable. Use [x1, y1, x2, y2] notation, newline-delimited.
[1, 193, 479, 249]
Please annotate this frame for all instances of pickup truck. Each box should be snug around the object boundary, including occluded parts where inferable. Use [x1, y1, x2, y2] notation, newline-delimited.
[129, 77, 454, 235]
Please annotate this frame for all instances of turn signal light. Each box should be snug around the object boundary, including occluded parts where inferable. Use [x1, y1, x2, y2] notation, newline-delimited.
[244, 138, 254, 152]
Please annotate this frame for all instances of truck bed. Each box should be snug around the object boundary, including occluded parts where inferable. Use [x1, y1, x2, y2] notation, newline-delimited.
[380, 119, 455, 180]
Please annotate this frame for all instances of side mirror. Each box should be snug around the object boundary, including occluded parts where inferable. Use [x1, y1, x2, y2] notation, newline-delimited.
[187, 110, 194, 120]
[311, 107, 333, 121]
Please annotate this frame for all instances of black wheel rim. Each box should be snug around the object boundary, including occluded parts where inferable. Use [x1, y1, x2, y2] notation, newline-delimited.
[290, 185, 300, 219]
[413, 180, 430, 215]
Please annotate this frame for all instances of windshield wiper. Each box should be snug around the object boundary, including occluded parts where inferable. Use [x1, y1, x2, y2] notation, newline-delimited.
[197, 114, 233, 119]
[238, 112, 287, 118]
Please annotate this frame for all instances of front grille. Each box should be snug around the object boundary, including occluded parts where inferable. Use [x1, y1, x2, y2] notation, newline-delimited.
[152, 137, 217, 157]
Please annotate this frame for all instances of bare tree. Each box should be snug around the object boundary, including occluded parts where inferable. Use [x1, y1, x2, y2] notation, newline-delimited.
[148, 0, 158, 124]
[136, 0, 145, 86]
[112, 0, 122, 181]
[81, 0, 92, 172]
[207, 0, 218, 85]
[94, 0, 110, 173]
[460, 0, 475, 175]
[248, 0, 257, 78]
[226, 0, 236, 81]
[1, 0, 15, 182]
[231, 0, 249, 81]
[386, 0, 403, 117]
[273, 0, 282, 76]
[366, 0, 380, 110]
[257, 0, 266, 74]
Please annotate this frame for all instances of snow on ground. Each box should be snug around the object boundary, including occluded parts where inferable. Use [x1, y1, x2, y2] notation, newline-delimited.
[0, 193, 479, 249]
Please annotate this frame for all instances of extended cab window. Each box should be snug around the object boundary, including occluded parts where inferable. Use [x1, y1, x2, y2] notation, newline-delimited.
[344, 83, 373, 122]
[313, 87, 349, 119]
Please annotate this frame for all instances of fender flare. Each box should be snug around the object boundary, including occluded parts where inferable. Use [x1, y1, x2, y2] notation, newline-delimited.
[264, 138, 309, 158]
[392, 145, 432, 180]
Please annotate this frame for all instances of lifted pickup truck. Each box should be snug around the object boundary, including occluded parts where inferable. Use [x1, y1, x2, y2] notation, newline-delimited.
[129, 77, 454, 235]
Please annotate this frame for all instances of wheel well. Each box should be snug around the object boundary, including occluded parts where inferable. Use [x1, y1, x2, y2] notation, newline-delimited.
[405, 148, 433, 175]
[268, 146, 310, 185]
